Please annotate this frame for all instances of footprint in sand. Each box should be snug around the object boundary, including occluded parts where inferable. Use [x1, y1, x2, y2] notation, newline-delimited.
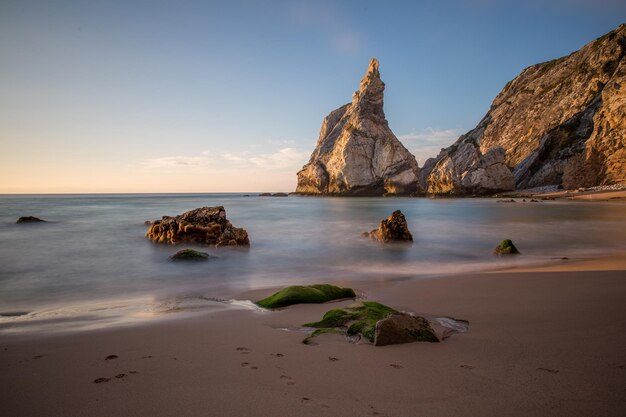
[236, 347, 250, 354]
[280, 374, 295, 386]
[300, 397, 311, 404]
[250, 366, 258, 370]
[105, 355, 118, 360]
[328, 357, 339, 362]
[93, 377, 110, 384]
[241, 362, 250, 367]
[115, 373, 126, 379]
[141, 355, 152, 359]
[129, 370, 139, 374]
[271, 353, 284, 357]
[33, 355, 44, 360]
[389, 363, 403, 369]
[537, 367, 559, 374]
[460, 364, 475, 370]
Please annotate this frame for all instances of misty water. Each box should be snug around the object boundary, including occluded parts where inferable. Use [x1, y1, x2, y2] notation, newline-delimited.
[1, 194, 625, 335]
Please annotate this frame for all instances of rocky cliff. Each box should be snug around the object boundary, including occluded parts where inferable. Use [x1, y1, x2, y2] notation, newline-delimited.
[422, 24, 626, 194]
[296, 59, 420, 195]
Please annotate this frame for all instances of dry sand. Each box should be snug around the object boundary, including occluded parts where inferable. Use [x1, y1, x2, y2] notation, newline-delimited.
[1, 256, 625, 417]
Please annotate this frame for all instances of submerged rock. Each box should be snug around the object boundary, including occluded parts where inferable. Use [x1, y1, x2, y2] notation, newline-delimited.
[494, 239, 520, 255]
[169, 249, 210, 261]
[271, 192, 288, 197]
[303, 301, 439, 346]
[16, 216, 46, 224]
[366, 210, 413, 243]
[296, 58, 420, 196]
[146, 206, 249, 247]
[256, 284, 356, 309]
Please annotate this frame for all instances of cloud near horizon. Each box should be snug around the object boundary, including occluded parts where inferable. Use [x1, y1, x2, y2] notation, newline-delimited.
[140, 147, 309, 174]
[398, 128, 464, 165]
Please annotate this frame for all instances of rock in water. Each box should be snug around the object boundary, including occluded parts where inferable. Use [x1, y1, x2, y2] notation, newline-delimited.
[255, 284, 356, 309]
[296, 58, 420, 196]
[170, 249, 210, 261]
[146, 206, 249, 247]
[494, 239, 520, 255]
[16, 216, 46, 223]
[367, 210, 413, 242]
[422, 24, 626, 194]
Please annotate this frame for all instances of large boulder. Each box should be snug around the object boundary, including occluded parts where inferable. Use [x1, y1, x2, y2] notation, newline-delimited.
[365, 210, 413, 242]
[146, 206, 249, 247]
[302, 301, 440, 346]
[374, 313, 439, 346]
[296, 59, 420, 195]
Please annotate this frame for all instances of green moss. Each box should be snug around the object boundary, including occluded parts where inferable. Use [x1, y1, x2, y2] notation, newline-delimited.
[255, 284, 356, 309]
[493, 239, 520, 255]
[302, 328, 344, 345]
[170, 249, 210, 261]
[302, 301, 397, 344]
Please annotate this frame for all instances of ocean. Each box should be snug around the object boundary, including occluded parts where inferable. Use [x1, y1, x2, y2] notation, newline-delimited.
[1, 193, 625, 336]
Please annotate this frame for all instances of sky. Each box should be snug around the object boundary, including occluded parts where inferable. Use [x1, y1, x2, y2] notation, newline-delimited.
[1, 0, 624, 193]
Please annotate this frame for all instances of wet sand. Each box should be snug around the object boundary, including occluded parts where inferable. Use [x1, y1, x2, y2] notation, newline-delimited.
[1, 256, 625, 417]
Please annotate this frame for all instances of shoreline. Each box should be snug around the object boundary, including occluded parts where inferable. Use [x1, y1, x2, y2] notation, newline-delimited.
[1, 252, 625, 416]
[3, 249, 626, 341]
[2, 248, 624, 340]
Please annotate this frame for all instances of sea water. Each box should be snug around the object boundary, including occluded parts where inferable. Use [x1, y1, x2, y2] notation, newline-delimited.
[1, 194, 625, 335]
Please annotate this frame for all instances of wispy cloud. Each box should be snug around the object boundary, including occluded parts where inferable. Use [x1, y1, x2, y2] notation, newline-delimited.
[140, 155, 209, 170]
[398, 128, 464, 165]
[141, 147, 309, 173]
[248, 147, 310, 170]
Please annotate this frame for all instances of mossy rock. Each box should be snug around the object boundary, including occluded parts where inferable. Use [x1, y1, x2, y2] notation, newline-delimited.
[493, 239, 520, 255]
[170, 248, 210, 261]
[256, 284, 356, 309]
[303, 301, 399, 344]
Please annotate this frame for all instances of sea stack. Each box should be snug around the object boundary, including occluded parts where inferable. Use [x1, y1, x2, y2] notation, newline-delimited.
[422, 24, 626, 194]
[296, 58, 420, 196]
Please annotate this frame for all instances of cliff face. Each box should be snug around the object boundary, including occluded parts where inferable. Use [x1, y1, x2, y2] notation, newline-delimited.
[422, 24, 626, 193]
[296, 59, 420, 195]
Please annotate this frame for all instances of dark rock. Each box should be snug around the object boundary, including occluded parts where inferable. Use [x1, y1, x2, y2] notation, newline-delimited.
[170, 249, 210, 261]
[374, 313, 439, 346]
[303, 301, 440, 346]
[367, 210, 413, 243]
[494, 239, 520, 255]
[144, 220, 151, 226]
[259, 193, 272, 196]
[271, 192, 288, 197]
[16, 216, 45, 224]
[256, 284, 355, 309]
[146, 206, 249, 247]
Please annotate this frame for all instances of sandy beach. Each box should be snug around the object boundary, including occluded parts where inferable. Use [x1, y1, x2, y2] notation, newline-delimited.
[1, 255, 625, 417]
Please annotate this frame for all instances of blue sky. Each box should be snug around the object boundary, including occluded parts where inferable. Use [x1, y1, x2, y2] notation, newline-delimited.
[1, 0, 624, 193]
